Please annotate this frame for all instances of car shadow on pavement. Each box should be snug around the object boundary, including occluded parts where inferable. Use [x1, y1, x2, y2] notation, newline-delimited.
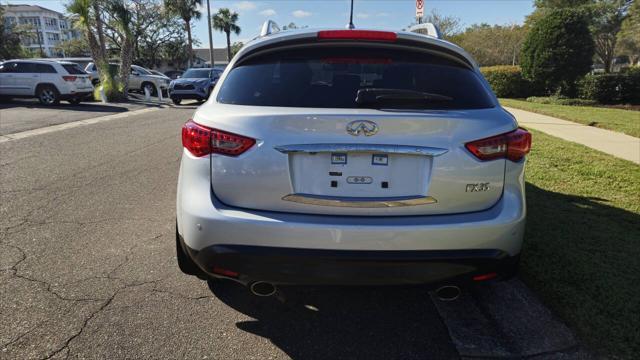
[207, 280, 458, 359]
[0, 98, 131, 112]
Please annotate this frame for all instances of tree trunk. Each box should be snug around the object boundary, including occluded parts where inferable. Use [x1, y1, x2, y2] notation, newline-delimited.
[186, 21, 193, 68]
[226, 30, 231, 62]
[93, 1, 107, 60]
[119, 35, 134, 99]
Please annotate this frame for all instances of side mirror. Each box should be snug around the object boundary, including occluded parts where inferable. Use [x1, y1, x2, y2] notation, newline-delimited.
[176, 75, 181, 79]
[131, 71, 140, 76]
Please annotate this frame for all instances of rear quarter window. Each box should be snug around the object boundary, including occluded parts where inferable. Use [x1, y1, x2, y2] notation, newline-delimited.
[35, 64, 57, 73]
[62, 64, 86, 75]
[216, 46, 494, 110]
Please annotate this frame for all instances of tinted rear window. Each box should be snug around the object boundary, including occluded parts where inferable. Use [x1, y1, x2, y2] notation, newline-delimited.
[35, 64, 57, 73]
[216, 47, 494, 110]
[62, 64, 86, 74]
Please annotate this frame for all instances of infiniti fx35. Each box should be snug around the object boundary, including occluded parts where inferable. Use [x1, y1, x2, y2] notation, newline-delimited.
[175, 28, 531, 289]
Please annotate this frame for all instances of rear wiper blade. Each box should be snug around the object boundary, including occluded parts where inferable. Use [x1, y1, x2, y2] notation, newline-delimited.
[355, 88, 453, 106]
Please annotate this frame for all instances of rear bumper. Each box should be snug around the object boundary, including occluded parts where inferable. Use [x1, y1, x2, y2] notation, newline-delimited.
[184, 241, 519, 286]
[177, 150, 527, 285]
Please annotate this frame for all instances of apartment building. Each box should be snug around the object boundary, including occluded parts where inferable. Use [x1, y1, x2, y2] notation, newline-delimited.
[2, 4, 81, 57]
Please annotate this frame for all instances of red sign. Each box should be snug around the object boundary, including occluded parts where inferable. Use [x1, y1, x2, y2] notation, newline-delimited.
[416, 0, 424, 17]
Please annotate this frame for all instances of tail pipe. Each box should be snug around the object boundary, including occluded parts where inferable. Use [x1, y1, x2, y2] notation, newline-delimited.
[249, 281, 277, 297]
[435, 285, 460, 301]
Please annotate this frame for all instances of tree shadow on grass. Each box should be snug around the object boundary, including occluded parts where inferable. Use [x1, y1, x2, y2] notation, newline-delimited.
[207, 281, 458, 360]
[521, 183, 640, 358]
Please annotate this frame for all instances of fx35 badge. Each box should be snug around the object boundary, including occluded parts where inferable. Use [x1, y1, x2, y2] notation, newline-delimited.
[466, 183, 490, 192]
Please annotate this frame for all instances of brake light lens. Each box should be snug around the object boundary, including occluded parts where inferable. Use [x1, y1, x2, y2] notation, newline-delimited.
[465, 128, 532, 162]
[181, 120, 255, 157]
[317, 30, 397, 42]
[62, 75, 77, 82]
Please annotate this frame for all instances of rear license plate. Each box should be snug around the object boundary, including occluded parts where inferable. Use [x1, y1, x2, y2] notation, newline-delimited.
[289, 152, 430, 198]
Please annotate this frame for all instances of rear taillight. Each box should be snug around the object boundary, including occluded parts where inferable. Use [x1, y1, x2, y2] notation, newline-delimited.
[465, 128, 532, 162]
[62, 75, 77, 82]
[181, 120, 255, 157]
[317, 30, 397, 42]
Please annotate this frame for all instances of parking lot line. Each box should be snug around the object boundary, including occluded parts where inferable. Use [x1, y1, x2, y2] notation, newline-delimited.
[0, 106, 163, 144]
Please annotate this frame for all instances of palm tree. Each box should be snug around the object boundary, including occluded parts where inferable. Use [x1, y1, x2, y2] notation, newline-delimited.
[212, 8, 240, 62]
[164, 0, 202, 67]
[108, 0, 134, 97]
[67, 0, 118, 100]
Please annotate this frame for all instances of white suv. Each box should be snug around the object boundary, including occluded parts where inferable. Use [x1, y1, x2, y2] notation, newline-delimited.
[0, 59, 93, 105]
[176, 28, 531, 297]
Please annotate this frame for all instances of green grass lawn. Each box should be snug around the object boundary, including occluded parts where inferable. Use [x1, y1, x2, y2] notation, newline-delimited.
[522, 130, 640, 358]
[500, 98, 640, 138]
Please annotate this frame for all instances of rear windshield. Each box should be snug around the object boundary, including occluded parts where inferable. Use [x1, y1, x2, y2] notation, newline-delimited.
[62, 64, 86, 75]
[216, 47, 494, 110]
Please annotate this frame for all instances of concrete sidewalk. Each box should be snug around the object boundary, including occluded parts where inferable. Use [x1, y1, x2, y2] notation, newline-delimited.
[504, 107, 640, 164]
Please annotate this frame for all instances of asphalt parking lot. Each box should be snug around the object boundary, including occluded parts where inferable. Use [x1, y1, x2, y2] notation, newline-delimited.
[0, 104, 585, 359]
[0, 98, 156, 136]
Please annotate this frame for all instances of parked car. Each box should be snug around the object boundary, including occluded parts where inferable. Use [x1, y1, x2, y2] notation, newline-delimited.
[0, 59, 93, 105]
[168, 68, 222, 105]
[176, 28, 531, 297]
[164, 70, 183, 80]
[149, 69, 172, 81]
[84, 63, 170, 95]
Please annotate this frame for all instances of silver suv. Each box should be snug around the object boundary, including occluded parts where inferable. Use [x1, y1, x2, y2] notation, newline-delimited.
[176, 28, 531, 295]
[84, 63, 169, 96]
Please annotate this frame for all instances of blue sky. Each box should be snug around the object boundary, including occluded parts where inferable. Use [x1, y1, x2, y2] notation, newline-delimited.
[11, 0, 534, 48]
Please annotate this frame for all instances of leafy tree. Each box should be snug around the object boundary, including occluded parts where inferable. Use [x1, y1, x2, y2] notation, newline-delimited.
[521, 9, 595, 95]
[161, 38, 193, 69]
[230, 41, 243, 58]
[617, 0, 639, 64]
[54, 38, 90, 57]
[590, 0, 632, 72]
[534, 0, 593, 7]
[164, 0, 202, 67]
[0, 7, 25, 59]
[282, 22, 307, 30]
[454, 23, 528, 66]
[526, 0, 594, 26]
[102, 0, 186, 69]
[212, 8, 240, 62]
[411, 9, 462, 41]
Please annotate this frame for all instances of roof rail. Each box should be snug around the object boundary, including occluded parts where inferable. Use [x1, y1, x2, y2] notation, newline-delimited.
[407, 23, 442, 39]
[260, 20, 281, 37]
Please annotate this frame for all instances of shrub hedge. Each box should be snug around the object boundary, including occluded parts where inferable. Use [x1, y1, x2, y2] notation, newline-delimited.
[578, 71, 640, 104]
[481, 65, 532, 98]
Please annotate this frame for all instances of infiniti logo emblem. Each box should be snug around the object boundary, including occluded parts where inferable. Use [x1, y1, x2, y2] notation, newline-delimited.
[346, 120, 379, 136]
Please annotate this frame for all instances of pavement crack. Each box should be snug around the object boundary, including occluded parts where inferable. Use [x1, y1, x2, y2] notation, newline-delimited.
[40, 279, 162, 360]
[150, 287, 214, 301]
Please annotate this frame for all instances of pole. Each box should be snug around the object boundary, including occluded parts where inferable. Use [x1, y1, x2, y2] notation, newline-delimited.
[207, 0, 214, 67]
[347, 0, 355, 29]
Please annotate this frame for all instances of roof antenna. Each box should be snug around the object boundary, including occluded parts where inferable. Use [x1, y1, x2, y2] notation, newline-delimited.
[346, 0, 355, 29]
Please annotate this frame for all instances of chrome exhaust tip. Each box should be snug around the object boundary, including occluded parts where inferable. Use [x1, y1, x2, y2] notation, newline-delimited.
[435, 285, 460, 301]
[249, 281, 277, 297]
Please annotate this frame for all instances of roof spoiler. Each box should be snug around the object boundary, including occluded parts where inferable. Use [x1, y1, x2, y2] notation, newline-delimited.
[407, 23, 442, 39]
[260, 20, 281, 37]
